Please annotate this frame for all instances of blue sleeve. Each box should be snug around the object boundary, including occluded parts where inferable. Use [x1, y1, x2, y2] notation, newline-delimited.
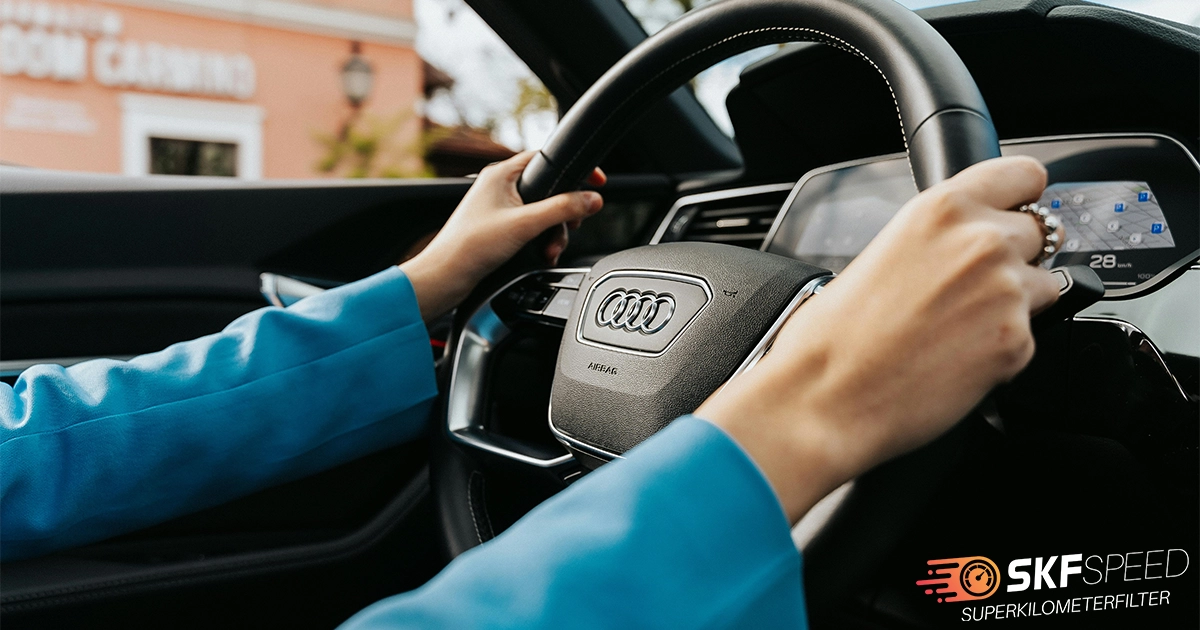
[340, 415, 808, 629]
[1, 266, 437, 561]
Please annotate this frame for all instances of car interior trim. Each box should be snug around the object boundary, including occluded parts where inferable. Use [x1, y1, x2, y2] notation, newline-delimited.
[791, 480, 855, 552]
[1072, 315, 1191, 402]
[547, 407, 625, 462]
[0, 165, 476, 194]
[648, 182, 796, 244]
[1112, 247, 1200, 301]
[446, 268, 590, 469]
[726, 273, 835, 379]
[258, 272, 328, 308]
[0, 466, 433, 613]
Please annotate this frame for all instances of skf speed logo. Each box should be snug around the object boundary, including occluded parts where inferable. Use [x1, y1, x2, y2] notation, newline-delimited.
[917, 557, 1002, 603]
[916, 550, 1191, 622]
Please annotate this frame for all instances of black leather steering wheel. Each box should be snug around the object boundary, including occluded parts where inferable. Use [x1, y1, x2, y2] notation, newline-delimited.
[433, 0, 1001, 610]
[519, 0, 999, 200]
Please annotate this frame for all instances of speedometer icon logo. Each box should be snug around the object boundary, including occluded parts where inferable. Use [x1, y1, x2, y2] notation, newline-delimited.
[960, 559, 1000, 598]
[916, 556, 1001, 603]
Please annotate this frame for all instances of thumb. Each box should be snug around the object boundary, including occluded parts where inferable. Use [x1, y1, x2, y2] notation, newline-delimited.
[517, 190, 603, 237]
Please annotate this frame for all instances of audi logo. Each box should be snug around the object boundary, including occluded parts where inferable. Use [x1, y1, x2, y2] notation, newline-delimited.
[595, 289, 676, 334]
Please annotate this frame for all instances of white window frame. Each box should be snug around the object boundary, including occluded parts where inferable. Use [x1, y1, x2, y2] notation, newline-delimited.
[120, 93, 265, 179]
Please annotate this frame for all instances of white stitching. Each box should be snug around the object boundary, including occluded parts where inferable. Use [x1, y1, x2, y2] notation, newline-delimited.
[467, 471, 484, 544]
[466, 471, 491, 545]
[550, 25, 917, 192]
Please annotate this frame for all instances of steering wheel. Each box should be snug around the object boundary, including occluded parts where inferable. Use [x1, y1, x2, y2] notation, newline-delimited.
[432, 0, 1000, 609]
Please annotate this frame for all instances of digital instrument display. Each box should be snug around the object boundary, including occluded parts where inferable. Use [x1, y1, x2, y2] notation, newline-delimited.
[772, 160, 915, 273]
[1041, 181, 1173, 254]
[765, 136, 1199, 297]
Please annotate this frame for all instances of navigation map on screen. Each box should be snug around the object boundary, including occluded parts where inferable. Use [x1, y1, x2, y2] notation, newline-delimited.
[1040, 181, 1174, 254]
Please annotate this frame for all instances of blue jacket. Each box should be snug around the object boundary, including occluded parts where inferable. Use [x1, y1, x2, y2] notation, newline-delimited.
[1, 266, 808, 627]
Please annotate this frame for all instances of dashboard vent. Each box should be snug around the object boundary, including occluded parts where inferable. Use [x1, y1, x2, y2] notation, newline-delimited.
[656, 185, 792, 249]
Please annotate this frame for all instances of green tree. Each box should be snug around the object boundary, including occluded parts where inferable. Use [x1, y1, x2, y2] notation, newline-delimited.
[314, 111, 438, 179]
[511, 78, 556, 143]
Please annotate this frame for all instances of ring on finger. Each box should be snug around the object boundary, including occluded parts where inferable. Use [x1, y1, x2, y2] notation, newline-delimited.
[1016, 202, 1061, 266]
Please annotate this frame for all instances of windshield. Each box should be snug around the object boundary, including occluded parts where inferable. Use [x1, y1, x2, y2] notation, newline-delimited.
[622, 0, 1200, 136]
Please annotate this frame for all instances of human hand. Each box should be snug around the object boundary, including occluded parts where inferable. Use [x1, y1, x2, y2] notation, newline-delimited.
[696, 156, 1063, 523]
[400, 152, 606, 321]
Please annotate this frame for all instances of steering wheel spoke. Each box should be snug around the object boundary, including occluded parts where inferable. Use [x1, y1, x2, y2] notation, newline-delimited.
[446, 268, 590, 469]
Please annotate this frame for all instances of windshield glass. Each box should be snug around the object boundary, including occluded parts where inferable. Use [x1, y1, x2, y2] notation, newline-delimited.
[621, 0, 1200, 136]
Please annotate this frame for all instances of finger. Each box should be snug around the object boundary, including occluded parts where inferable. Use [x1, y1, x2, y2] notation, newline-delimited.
[586, 167, 607, 187]
[992, 209, 1051, 264]
[518, 191, 603, 236]
[950, 156, 1048, 210]
[1018, 265, 1062, 315]
[567, 218, 584, 230]
[545, 223, 569, 265]
[478, 151, 537, 183]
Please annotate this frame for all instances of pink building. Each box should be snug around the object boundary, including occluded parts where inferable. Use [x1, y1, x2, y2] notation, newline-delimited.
[0, 0, 424, 178]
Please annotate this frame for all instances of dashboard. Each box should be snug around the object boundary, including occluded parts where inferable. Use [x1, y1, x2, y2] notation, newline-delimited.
[760, 134, 1199, 298]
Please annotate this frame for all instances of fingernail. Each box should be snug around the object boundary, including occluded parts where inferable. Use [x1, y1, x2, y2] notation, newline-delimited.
[583, 191, 603, 211]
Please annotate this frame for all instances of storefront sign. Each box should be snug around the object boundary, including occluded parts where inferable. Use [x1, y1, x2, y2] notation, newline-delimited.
[0, 1, 256, 99]
[4, 92, 96, 134]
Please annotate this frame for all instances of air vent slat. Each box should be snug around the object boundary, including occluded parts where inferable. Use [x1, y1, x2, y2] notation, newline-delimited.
[657, 185, 792, 249]
[697, 204, 781, 219]
[688, 233, 771, 243]
[690, 218, 755, 231]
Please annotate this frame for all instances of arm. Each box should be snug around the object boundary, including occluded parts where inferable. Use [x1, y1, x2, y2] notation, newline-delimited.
[1, 153, 607, 561]
[338, 416, 807, 629]
[1, 267, 436, 560]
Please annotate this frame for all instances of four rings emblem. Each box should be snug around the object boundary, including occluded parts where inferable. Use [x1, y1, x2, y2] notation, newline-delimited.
[595, 289, 676, 334]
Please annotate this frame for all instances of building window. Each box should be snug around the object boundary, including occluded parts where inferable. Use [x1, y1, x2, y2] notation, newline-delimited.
[121, 94, 264, 179]
[149, 138, 238, 177]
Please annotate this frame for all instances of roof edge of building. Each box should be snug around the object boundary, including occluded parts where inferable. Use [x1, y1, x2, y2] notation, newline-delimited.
[103, 0, 417, 46]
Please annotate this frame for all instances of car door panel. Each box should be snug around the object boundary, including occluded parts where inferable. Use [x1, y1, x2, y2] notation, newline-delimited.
[1, 172, 473, 363]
